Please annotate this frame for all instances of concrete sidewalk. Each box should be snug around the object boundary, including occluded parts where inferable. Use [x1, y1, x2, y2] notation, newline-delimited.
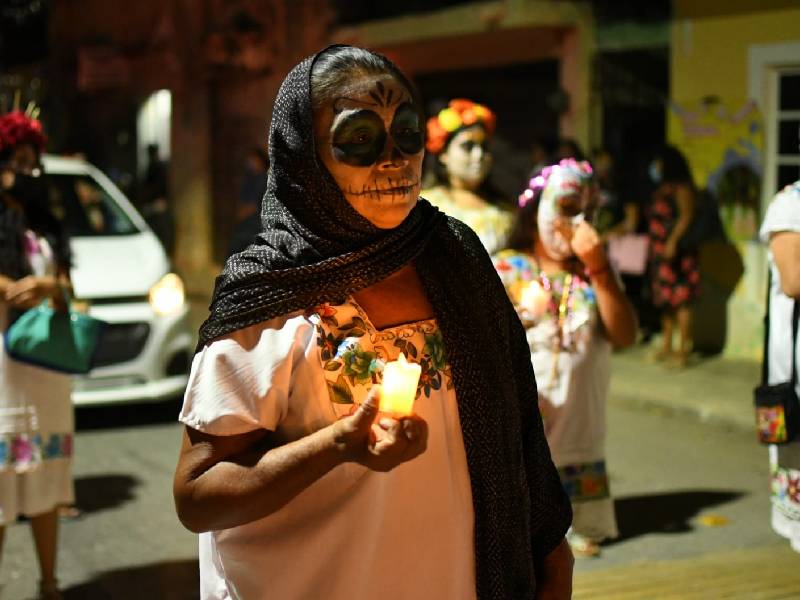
[609, 344, 760, 432]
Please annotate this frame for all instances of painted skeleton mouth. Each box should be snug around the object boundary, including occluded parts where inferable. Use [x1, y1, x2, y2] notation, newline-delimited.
[350, 181, 418, 196]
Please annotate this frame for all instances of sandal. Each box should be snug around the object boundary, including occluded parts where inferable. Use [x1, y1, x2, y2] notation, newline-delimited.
[567, 531, 601, 558]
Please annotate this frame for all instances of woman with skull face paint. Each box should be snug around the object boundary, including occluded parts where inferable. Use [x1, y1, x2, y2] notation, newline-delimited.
[174, 46, 573, 600]
[0, 110, 74, 600]
[422, 99, 513, 254]
[494, 159, 637, 558]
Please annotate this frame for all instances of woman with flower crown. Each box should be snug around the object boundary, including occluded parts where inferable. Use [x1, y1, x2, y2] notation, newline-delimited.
[422, 99, 513, 254]
[493, 159, 638, 557]
[0, 109, 73, 599]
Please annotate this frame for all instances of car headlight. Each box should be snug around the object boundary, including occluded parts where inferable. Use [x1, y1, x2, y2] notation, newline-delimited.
[149, 273, 185, 316]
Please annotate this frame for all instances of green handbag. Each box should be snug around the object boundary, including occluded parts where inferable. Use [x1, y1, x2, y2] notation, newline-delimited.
[4, 296, 106, 374]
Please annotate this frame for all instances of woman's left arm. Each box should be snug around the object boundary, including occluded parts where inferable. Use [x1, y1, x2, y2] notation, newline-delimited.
[572, 222, 638, 349]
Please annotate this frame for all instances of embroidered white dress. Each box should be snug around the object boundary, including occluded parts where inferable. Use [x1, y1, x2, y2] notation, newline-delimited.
[759, 180, 800, 553]
[0, 231, 74, 525]
[180, 299, 476, 600]
[493, 250, 618, 542]
[423, 186, 512, 255]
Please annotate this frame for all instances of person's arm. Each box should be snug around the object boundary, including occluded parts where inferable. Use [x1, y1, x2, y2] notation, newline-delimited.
[173, 387, 427, 533]
[770, 231, 800, 299]
[4, 273, 63, 309]
[664, 184, 695, 260]
[572, 221, 638, 348]
[0, 274, 12, 299]
[535, 538, 574, 600]
[603, 203, 639, 240]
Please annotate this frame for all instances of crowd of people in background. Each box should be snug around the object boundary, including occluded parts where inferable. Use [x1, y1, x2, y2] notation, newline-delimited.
[1, 42, 796, 599]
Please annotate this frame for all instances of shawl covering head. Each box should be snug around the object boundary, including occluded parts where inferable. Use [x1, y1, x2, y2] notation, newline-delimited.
[197, 46, 571, 599]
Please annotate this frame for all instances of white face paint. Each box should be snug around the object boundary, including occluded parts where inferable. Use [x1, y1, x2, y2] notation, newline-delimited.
[535, 164, 591, 260]
[439, 126, 492, 191]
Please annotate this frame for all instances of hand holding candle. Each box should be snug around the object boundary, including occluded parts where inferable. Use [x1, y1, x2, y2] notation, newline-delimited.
[379, 352, 421, 416]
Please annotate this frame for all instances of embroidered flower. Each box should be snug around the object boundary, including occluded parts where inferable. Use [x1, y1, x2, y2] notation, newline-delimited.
[339, 343, 379, 385]
[12, 436, 34, 463]
[423, 331, 447, 371]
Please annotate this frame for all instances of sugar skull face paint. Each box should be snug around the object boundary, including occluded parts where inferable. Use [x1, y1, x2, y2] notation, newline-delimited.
[439, 125, 492, 191]
[314, 75, 425, 229]
[331, 102, 423, 167]
[534, 160, 595, 260]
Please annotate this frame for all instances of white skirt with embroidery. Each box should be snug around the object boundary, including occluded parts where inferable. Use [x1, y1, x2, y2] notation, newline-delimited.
[0, 309, 74, 525]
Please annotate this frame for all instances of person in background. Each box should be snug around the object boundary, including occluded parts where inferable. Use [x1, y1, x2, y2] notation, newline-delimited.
[140, 143, 174, 255]
[528, 138, 552, 179]
[0, 110, 74, 600]
[555, 138, 585, 162]
[647, 145, 699, 367]
[494, 159, 637, 558]
[422, 99, 513, 254]
[590, 148, 624, 237]
[237, 147, 269, 222]
[759, 177, 800, 553]
[226, 147, 270, 258]
[173, 45, 573, 599]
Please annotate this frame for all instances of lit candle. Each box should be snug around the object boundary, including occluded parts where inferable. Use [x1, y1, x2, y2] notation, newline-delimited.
[380, 352, 421, 416]
[519, 280, 550, 318]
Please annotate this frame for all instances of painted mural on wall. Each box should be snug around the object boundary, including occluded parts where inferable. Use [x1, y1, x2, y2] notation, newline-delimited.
[670, 97, 763, 243]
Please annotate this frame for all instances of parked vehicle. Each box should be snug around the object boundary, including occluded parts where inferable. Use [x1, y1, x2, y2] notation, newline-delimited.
[42, 154, 193, 406]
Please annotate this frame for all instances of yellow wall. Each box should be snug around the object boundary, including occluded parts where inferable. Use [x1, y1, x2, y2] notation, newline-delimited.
[669, 1, 800, 360]
[671, 2, 800, 105]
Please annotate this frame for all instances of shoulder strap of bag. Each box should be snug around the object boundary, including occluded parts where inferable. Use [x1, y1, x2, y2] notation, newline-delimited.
[762, 268, 800, 386]
[791, 299, 799, 387]
[762, 270, 771, 385]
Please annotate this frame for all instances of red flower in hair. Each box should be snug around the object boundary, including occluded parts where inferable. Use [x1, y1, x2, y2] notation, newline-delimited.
[0, 110, 47, 155]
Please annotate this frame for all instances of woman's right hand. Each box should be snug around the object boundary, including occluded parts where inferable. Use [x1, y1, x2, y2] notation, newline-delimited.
[331, 386, 428, 472]
[5, 275, 60, 309]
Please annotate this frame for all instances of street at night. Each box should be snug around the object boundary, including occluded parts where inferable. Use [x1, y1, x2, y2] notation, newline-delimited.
[3, 350, 798, 598]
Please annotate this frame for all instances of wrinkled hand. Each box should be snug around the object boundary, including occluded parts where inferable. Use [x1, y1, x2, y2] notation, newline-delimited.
[4, 275, 60, 309]
[332, 386, 428, 472]
[570, 221, 607, 273]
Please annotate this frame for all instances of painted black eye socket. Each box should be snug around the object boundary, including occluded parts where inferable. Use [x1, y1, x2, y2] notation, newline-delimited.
[390, 103, 423, 155]
[332, 110, 387, 167]
[458, 140, 488, 154]
[330, 103, 423, 167]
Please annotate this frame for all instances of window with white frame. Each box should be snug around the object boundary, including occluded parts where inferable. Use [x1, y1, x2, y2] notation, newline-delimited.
[774, 69, 800, 192]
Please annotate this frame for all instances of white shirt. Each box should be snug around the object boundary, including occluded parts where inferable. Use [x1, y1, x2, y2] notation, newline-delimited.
[180, 300, 476, 600]
[759, 181, 800, 397]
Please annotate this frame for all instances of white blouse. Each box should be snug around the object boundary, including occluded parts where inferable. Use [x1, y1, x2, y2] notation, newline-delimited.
[181, 299, 476, 600]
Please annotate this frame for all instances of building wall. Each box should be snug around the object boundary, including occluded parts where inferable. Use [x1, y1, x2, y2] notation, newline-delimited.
[669, 0, 800, 359]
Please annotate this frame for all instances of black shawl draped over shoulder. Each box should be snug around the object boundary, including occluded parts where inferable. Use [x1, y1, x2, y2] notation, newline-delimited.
[198, 47, 571, 599]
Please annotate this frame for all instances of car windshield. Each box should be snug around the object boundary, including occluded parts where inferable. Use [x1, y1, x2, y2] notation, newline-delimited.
[48, 173, 139, 236]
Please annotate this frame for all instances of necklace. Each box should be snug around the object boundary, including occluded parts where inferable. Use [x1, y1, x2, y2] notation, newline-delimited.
[537, 268, 574, 388]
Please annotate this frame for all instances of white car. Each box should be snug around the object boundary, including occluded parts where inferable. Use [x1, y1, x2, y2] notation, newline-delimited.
[42, 154, 193, 406]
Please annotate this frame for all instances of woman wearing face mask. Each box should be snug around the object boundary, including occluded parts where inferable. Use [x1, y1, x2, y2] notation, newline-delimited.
[173, 46, 574, 600]
[647, 145, 700, 367]
[422, 99, 512, 254]
[493, 159, 637, 558]
[0, 110, 73, 600]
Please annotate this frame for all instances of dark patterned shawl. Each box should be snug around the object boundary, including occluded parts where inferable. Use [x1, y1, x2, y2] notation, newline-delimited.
[198, 47, 571, 599]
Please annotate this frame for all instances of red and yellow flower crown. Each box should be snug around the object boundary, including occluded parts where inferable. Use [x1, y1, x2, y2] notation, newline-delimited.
[425, 99, 496, 155]
[0, 110, 47, 155]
